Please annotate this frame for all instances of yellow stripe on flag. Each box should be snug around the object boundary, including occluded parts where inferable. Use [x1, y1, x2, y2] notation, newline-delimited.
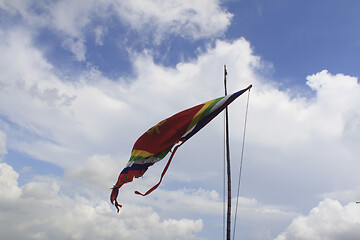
[131, 149, 153, 159]
[186, 99, 216, 132]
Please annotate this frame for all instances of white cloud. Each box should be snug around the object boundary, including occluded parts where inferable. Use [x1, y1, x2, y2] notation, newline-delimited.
[0, 0, 27, 15]
[321, 188, 360, 204]
[148, 188, 297, 223]
[48, 0, 94, 38]
[275, 199, 360, 240]
[0, 130, 7, 156]
[94, 26, 108, 46]
[0, 0, 48, 26]
[112, 0, 233, 43]
[0, 31, 259, 172]
[0, 28, 131, 168]
[306, 70, 360, 156]
[306, 70, 360, 138]
[62, 38, 87, 62]
[1, 0, 232, 59]
[2, 4, 360, 237]
[2, 25, 360, 214]
[65, 155, 123, 190]
[0, 162, 204, 240]
[0, 0, 96, 61]
[0, 163, 21, 199]
[48, 0, 99, 61]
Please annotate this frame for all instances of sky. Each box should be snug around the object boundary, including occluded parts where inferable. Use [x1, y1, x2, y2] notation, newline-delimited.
[1, 0, 360, 239]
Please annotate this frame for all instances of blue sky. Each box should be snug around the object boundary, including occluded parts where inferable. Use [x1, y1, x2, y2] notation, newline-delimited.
[228, 0, 360, 92]
[1, 1, 360, 240]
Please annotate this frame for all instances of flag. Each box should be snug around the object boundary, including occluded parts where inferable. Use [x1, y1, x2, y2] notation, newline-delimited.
[111, 85, 252, 212]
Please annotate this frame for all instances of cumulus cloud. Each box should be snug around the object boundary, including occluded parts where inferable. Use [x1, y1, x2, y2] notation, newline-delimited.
[306, 70, 360, 156]
[230, 69, 360, 213]
[320, 188, 360, 205]
[150, 188, 297, 224]
[2, 2, 360, 238]
[0, 162, 203, 240]
[0, 163, 21, 199]
[0, 27, 259, 172]
[275, 199, 360, 240]
[2, 23, 360, 214]
[65, 155, 122, 190]
[1, 159, 295, 240]
[1, 125, 278, 240]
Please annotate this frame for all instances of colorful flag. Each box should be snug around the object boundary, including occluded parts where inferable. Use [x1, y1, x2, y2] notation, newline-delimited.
[111, 85, 252, 212]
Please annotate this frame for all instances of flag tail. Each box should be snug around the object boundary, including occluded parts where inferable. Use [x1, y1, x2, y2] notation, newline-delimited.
[110, 186, 122, 213]
[135, 143, 181, 196]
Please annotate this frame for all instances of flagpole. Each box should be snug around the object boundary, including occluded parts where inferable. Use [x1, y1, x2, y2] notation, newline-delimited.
[224, 65, 231, 240]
